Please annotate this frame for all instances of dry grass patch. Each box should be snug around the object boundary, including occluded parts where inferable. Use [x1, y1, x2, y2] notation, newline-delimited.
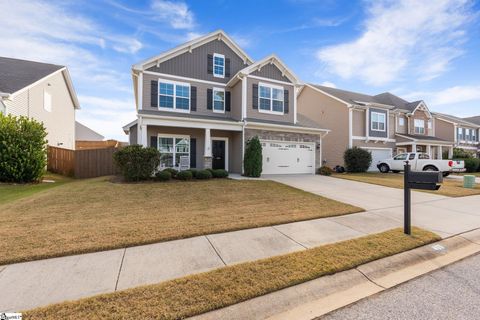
[333, 172, 480, 197]
[25, 228, 439, 320]
[0, 177, 361, 265]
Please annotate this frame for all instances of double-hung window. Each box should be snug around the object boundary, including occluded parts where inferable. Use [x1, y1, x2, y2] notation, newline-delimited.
[371, 112, 386, 131]
[213, 53, 225, 78]
[158, 135, 190, 169]
[466, 129, 471, 141]
[158, 80, 190, 112]
[472, 130, 477, 142]
[414, 119, 425, 134]
[458, 127, 464, 141]
[213, 88, 225, 113]
[259, 83, 284, 114]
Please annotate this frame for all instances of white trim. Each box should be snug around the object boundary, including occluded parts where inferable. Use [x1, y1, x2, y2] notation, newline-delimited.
[260, 139, 316, 175]
[241, 76, 247, 120]
[258, 82, 284, 115]
[360, 146, 393, 151]
[141, 114, 243, 131]
[304, 84, 350, 106]
[396, 141, 453, 147]
[138, 72, 143, 110]
[293, 86, 298, 124]
[157, 134, 191, 169]
[133, 30, 253, 71]
[212, 87, 225, 113]
[414, 118, 425, 134]
[370, 111, 386, 132]
[144, 71, 227, 87]
[213, 53, 225, 78]
[247, 75, 293, 86]
[348, 107, 353, 148]
[245, 120, 329, 134]
[10, 68, 62, 98]
[411, 101, 432, 118]
[365, 106, 370, 140]
[157, 78, 191, 113]
[352, 136, 396, 143]
[211, 136, 229, 171]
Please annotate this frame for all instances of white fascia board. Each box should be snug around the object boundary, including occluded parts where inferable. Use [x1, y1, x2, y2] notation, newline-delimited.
[133, 30, 253, 71]
[245, 121, 330, 134]
[304, 84, 350, 106]
[140, 114, 243, 131]
[239, 54, 301, 85]
[10, 68, 64, 99]
[61, 68, 81, 109]
[395, 133, 417, 141]
[122, 119, 138, 133]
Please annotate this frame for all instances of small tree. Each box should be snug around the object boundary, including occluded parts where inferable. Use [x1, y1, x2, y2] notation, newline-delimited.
[113, 145, 160, 182]
[244, 136, 263, 177]
[344, 147, 372, 173]
[0, 114, 48, 183]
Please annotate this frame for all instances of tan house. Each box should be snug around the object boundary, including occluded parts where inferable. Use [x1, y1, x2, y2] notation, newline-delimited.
[297, 85, 458, 170]
[0, 57, 80, 150]
[434, 113, 480, 157]
[123, 30, 329, 174]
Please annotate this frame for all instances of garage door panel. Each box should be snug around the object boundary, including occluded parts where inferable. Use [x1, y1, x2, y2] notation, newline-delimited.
[261, 140, 315, 174]
[366, 149, 392, 172]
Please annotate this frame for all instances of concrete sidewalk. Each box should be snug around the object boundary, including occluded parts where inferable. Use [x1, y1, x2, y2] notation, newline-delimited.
[2, 175, 480, 312]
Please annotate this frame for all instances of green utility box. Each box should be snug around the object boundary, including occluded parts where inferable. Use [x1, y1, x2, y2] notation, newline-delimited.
[463, 175, 476, 189]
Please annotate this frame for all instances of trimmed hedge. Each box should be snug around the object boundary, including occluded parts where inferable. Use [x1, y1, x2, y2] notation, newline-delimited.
[162, 168, 178, 178]
[154, 171, 171, 181]
[463, 158, 480, 173]
[187, 169, 198, 178]
[195, 169, 213, 180]
[344, 147, 372, 173]
[317, 166, 333, 176]
[113, 145, 160, 182]
[176, 170, 193, 181]
[212, 169, 229, 178]
[0, 114, 48, 183]
[244, 136, 262, 177]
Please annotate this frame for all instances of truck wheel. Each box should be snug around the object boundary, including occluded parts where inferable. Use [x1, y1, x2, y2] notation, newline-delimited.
[423, 166, 438, 172]
[379, 164, 390, 173]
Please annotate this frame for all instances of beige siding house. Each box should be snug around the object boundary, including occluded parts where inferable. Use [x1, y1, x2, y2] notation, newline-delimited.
[0, 57, 80, 150]
[123, 30, 329, 174]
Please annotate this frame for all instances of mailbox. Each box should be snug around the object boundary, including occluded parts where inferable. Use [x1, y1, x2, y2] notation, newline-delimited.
[407, 171, 443, 190]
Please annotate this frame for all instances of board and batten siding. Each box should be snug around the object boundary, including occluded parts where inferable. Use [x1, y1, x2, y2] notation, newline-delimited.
[4, 71, 76, 150]
[246, 77, 294, 124]
[146, 39, 248, 84]
[251, 64, 292, 83]
[368, 108, 388, 138]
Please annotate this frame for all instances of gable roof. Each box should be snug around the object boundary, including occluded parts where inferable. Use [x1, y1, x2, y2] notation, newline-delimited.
[463, 116, 480, 126]
[227, 54, 301, 86]
[0, 56, 80, 109]
[434, 112, 480, 128]
[133, 30, 254, 71]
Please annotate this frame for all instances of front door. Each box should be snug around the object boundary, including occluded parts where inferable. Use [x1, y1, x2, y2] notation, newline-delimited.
[212, 140, 226, 170]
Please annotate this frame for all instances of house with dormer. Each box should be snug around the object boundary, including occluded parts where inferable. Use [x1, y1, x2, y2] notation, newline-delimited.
[123, 30, 328, 174]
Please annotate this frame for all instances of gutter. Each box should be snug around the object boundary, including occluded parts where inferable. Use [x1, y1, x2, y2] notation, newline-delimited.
[0, 92, 10, 99]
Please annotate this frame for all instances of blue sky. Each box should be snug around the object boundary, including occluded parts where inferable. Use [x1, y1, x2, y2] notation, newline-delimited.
[1, 0, 479, 140]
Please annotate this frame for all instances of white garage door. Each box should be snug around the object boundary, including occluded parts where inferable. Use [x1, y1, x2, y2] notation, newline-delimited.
[366, 148, 392, 172]
[261, 140, 315, 174]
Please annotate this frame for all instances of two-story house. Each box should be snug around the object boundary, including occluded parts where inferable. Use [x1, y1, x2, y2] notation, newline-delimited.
[434, 113, 480, 157]
[0, 57, 80, 150]
[297, 85, 455, 170]
[123, 30, 328, 174]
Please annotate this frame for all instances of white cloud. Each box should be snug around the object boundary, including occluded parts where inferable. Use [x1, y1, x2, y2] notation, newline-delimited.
[403, 85, 480, 106]
[316, 0, 474, 86]
[151, 0, 195, 29]
[320, 81, 336, 88]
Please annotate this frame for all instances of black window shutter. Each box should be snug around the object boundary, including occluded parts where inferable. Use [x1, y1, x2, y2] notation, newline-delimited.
[284, 89, 289, 114]
[225, 58, 231, 77]
[150, 136, 158, 149]
[225, 91, 231, 112]
[190, 138, 197, 168]
[207, 88, 213, 110]
[207, 54, 213, 74]
[190, 86, 197, 111]
[252, 84, 258, 109]
[151, 80, 158, 108]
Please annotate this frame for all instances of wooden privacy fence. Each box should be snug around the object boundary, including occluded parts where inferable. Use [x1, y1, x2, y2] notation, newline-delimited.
[48, 146, 120, 178]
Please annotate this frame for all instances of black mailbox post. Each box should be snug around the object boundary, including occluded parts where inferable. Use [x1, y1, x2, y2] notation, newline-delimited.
[404, 162, 443, 235]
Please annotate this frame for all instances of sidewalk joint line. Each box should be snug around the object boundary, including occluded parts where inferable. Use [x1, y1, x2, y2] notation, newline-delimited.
[205, 236, 227, 266]
[114, 248, 127, 291]
[271, 226, 308, 249]
[355, 267, 386, 290]
[326, 219, 368, 236]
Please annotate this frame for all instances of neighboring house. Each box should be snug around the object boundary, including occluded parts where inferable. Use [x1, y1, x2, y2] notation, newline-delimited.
[433, 113, 479, 157]
[0, 57, 80, 150]
[75, 121, 105, 141]
[297, 85, 457, 170]
[123, 30, 328, 174]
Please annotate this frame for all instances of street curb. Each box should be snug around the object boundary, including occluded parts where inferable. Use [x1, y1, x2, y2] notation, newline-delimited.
[189, 228, 480, 320]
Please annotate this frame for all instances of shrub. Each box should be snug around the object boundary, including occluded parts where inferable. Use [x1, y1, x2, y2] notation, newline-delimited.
[453, 148, 474, 159]
[113, 145, 160, 182]
[344, 147, 372, 173]
[212, 169, 229, 178]
[463, 158, 480, 173]
[154, 171, 171, 182]
[317, 166, 333, 176]
[187, 169, 198, 178]
[162, 168, 178, 178]
[195, 169, 213, 179]
[0, 114, 48, 183]
[176, 170, 193, 181]
[244, 136, 262, 177]
[206, 168, 214, 175]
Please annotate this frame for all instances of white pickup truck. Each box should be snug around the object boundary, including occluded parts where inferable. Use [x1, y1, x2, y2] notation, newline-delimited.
[377, 152, 454, 176]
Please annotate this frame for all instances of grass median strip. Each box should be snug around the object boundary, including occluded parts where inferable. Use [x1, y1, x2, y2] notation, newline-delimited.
[0, 177, 361, 265]
[25, 227, 439, 320]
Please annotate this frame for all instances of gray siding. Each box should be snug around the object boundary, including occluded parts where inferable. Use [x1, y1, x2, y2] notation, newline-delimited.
[251, 64, 291, 83]
[246, 77, 295, 124]
[143, 73, 239, 119]
[147, 39, 248, 84]
[129, 124, 138, 145]
[368, 108, 388, 138]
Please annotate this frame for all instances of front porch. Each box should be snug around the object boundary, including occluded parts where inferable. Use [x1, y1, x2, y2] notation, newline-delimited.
[395, 134, 454, 159]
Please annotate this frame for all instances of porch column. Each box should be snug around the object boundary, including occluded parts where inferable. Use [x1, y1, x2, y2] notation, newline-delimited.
[449, 146, 454, 159]
[437, 145, 442, 159]
[139, 124, 148, 147]
[204, 128, 212, 169]
[427, 145, 431, 157]
[412, 143, 417, 153]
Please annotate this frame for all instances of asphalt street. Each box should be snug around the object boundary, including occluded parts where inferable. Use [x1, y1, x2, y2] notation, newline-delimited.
[320, 253, 480, 320]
